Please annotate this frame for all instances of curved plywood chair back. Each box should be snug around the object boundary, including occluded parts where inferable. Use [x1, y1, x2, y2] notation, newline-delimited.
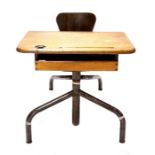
[56, 12, 96, 31]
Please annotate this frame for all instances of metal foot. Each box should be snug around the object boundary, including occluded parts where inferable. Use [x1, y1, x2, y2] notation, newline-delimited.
[26, 91, 73, 143]
[80, 90, 126, 143]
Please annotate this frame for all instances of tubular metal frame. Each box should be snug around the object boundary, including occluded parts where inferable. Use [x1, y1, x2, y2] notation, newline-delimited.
[26, 71, 126, 144]
[49, 74, 102, 91]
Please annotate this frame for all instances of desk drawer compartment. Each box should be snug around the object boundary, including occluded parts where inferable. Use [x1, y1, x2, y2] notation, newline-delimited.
[35, 54, 118, 71]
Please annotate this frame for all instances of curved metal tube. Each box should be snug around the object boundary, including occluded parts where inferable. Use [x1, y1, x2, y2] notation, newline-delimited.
[80, 90, 126, 143]
[81, 75, 102, 90]
[49, 75, 103, 90]
[26, 91, 73, 143]
[49, 75, 72, 90]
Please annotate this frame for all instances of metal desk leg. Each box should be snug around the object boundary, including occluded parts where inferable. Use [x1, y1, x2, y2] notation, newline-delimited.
[26, 91, 73, 143]
[80, 90, 126, 143]
[72, 72, 81, 125]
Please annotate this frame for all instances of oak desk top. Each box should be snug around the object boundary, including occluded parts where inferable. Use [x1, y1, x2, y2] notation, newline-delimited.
[17, 31, 135, 54]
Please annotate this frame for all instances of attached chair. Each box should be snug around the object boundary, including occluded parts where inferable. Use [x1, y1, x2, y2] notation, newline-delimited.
[49, 12, 103, 91]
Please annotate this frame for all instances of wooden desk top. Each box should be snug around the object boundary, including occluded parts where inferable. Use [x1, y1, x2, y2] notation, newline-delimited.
[17, 31, 135, 54]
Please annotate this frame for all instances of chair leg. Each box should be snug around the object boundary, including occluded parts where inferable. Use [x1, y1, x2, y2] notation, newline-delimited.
[80, 90, 126, 143]
[49, 75, 72, 90]
[72, 72, 81, 125]
[26, 91, 73, 143]
[81, 75, 103, 90]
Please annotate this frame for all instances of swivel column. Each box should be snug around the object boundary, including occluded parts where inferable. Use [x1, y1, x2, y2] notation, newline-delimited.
[72, 72, 81, 125]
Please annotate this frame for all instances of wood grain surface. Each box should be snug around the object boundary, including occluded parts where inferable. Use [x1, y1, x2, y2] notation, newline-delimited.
[17, 31, 135, 54]
[35, 60, 118, 71]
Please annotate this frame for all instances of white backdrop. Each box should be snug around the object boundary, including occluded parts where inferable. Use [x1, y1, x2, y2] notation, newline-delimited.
[0, 0, 155, 155]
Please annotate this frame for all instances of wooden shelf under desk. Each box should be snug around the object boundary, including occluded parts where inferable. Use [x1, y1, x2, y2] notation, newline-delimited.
[35, 54, 118, 71]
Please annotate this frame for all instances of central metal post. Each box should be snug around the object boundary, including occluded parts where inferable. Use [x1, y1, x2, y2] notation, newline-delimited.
[72, 71, 81, 125]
